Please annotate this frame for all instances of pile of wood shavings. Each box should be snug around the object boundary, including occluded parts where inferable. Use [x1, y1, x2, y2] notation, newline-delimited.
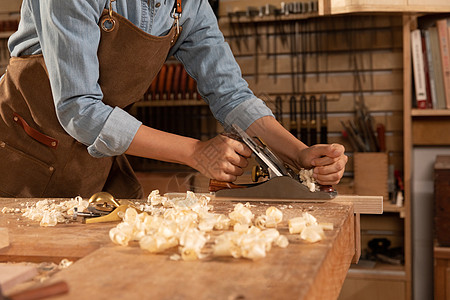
[109, 190, 333, 261]
[3, 197, 90, 227]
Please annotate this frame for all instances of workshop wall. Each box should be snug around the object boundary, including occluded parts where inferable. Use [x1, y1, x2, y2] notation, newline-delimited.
[216, 2, 404, 183]
[132, 2, 404, 197]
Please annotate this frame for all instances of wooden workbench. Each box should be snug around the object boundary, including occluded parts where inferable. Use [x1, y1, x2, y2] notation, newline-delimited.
[0, 197, 356, 300]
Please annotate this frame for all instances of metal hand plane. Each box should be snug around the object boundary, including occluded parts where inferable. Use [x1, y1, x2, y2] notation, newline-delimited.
[209, 124, 337, 201]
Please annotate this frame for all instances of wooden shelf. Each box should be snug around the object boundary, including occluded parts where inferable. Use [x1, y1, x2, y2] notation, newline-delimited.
[347, 262, 406, 280]
[228, 12, 320, 24]
[384, 200, 405, 217]
[411, 109, 450, 117]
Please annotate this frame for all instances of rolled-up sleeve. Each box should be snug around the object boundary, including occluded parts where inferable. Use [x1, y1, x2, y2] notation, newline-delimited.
[31, 0, 141, 157]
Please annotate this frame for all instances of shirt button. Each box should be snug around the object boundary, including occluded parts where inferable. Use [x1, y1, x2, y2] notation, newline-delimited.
[155, 2, 161, 8]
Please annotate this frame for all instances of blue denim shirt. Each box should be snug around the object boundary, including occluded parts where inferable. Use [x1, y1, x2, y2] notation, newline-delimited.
[7, 0, 273, 158]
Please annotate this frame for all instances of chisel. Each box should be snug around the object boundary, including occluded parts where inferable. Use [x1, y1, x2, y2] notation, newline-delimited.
[319, 94, 328, 144]
[275, 96, 283, 125]
[309, 95, 317, 145]
[289, 96, 298, 138]
[300, 95, 308, 145]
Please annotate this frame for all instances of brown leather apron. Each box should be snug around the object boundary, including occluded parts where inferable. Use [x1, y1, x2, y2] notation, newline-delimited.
[0, 2, 182, 199]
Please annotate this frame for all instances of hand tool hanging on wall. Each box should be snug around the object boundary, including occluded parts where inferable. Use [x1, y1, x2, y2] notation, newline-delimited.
[299, 19, 308, 94]
[289, 19, 297, 94]
[309, 95, 317, 145]
[340, 121, 357, 152]
[247, 7, 261, 84]
[148, 74, 158, 100]
[275, 96, 283, 125]
[319, 94, 328, 144]
[300, 94, 308, 145]
[227, 12, 240, 52]
[289, 96, 298, 138]
[187, 75, 196, 100]
[264, 4, 277, 16]
[272, 14, 279, 84]
[340, 120, 364, 152]
[164, 64, 175, 100]
[208, 0, 219, 18]
[157, 64, 167, 100]
[353, 53, 379, 152]
[179, 68, 188, 100]
[227, 11, 248, 53]
[172, 63, 182, 100]
[376, 123, 386, 152]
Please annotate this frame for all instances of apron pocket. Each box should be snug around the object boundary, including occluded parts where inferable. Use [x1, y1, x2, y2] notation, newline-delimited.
[0, 141, 55, 197]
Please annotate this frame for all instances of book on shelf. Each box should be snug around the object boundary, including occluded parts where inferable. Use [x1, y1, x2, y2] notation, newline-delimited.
[436, 18, 450, 109]
[411, 29, 428, 109]
[421, 31, 434, 109]
[428, 26, 447, 109]
[412, 16, 450, 110]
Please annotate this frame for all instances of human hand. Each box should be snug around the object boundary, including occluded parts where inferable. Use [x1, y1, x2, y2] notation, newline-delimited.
[296, 144, 348, 185]
[189, 135, 252, 182]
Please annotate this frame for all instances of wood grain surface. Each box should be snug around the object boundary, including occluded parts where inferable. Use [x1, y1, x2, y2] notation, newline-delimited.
[0, 198, 115, 263]
[1, 198, 355, 300]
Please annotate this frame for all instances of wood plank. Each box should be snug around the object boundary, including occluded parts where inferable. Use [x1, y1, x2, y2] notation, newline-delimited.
[272, 114, 403, 133]
[216, 195, 382, 214]
[328, 4, 450, 14]
[0, 264, 37, 292]
[236, 51, 403, 76]
[227, 29, 402, 57]
[219, 12, 402, 30]
[338, 277, 406, 300]
[343, 153, 404, 174]
[0, 228, 8, 249]
[331, 195, 383, 214]
[412, 118, 450, 145]
[245, 71, 403, 95]
[352, 213, 361, 263]
[43, 201, 355, 300]
[262, 93, 404, 113]
[411, 109, 450, 117]
[0, 199, 115, 263]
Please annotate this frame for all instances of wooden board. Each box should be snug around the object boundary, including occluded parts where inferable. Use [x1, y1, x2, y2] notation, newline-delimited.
[0, 199, 115, 263]
[412, 117, 450, 145]
[43, 201, 355, 300]
[214, 194, 382, 214]
[0, 264, 37, 292]
[0, 228, 8, 249]
[0, 198, 356, 299]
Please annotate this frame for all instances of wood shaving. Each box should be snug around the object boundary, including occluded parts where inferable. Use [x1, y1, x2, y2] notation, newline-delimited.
[3, 197, 89, 227]
[288, 212, 333, 243]
[299, 168, 319, 192]
[58, 259, 73, 269]
[105, 190, 333, 261]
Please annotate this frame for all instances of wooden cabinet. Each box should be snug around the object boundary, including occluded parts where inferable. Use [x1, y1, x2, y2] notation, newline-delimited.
[434, 247, 450, 300]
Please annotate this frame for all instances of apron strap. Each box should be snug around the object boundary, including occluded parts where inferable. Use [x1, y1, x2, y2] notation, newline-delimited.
[173, 0, 182, 15]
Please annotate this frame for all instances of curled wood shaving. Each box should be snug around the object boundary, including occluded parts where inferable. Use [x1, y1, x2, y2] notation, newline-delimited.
[288, 212, 333, 243]
[299, 168, 319, 192]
